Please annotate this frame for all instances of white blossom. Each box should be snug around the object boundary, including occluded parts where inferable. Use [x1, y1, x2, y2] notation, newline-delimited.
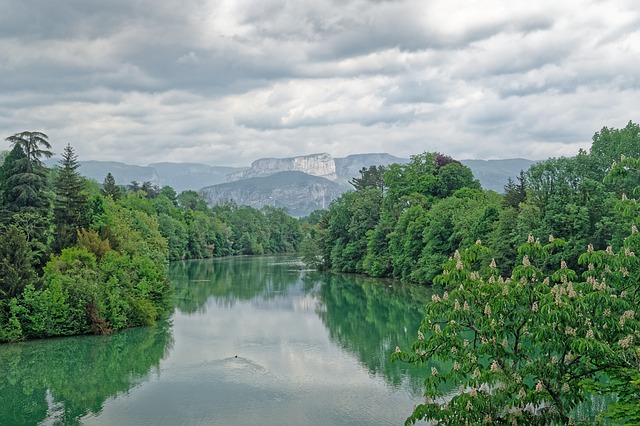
[484, 304, 492, 316]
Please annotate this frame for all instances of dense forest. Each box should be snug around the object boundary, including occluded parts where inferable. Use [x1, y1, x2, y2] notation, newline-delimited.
[305, 121, 640, 283]
[302, 121, 640, 424]
[0, 131, 303, 342]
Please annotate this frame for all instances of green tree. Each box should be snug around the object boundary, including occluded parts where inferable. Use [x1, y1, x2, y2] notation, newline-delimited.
[503, 170, 527, 209]
[5, 131, 53, 169]
[53, 144, 89, 252]
[0, 225, 35, 300]
[128, 181, 141, 192]
[157, 213, 188, 260]
[141, 181, 159, 199]
[177, 190, 209, 212]
[0, 149, 51, 266]
[101, 172, 122, 200]
[411, 189, 500, 283]
[590, 121, 640, 175]
[261, 206, 303, 253]
[0, 142, 50, 213]
[359, 152, 479, 279]
[387, 205, 428, 280]
[0, 146, 24, 214]
[349, 165, 387, 193]
[158, 186, 178, 205]
[321, 189, 382, 272]
[394, 234, 640, 425]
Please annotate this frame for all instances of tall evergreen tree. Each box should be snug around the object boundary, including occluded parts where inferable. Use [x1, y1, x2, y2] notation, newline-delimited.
[101, 172, 122, 200]
[0, 146, 23, 216]
[1, 141, 50, 213]
[5, 131, 52, 167]
[1, 133, 53, 265]
[349, 165, 387, 193]
[128, 181, 141, 192]
[141, 181, 159, 198]
[503, 170, 527, 209]
[0, 225, 35, 300]
[53, 144, 89, 252]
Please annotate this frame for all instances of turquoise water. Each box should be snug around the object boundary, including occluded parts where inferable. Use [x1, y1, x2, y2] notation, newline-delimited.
[0, 255, 434, 425]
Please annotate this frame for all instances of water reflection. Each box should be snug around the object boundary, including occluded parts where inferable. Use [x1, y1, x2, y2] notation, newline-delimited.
[1, 256, 435, 425]
[170, 256, 435, 397]
[171, 256, 307, 313]
[0, 324, 173, 425]
[309, 271, 433, 395]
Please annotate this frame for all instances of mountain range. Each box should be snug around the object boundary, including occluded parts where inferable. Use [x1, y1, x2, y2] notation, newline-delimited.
[46, 154, 537, 217]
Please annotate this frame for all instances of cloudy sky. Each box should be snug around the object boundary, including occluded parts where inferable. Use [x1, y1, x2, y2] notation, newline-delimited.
[1, 0, 638, 166]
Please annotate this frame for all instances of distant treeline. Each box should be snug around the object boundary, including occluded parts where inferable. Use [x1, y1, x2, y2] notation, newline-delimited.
[304, 121, 640, 281]
[0, 132, 303, 342]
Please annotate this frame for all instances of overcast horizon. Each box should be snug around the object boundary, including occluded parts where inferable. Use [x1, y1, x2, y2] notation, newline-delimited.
[1, 0, 638, 167]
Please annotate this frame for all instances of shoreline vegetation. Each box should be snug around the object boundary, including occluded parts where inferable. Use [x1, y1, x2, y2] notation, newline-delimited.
[0, 132, 303, 342]
[303, 121, 640, 424]
[2, 122, 639, 423]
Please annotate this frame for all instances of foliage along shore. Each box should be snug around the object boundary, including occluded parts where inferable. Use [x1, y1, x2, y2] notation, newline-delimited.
[302, 121, 640, 424]
[0, 132, 303, 342]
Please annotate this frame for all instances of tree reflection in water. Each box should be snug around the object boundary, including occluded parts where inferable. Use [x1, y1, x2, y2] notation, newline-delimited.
[0, 323, 173, 425]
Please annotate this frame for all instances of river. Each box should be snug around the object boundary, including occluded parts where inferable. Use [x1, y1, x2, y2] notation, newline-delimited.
[0, 255, 435, 425]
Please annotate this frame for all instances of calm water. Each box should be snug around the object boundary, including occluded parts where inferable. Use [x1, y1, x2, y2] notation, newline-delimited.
[0, 255, 435, 426]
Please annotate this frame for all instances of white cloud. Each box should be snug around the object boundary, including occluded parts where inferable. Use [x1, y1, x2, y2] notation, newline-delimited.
[1, 0, 639, 166]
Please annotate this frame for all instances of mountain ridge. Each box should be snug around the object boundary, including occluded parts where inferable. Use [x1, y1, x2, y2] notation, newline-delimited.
[43, 153, 537, 216]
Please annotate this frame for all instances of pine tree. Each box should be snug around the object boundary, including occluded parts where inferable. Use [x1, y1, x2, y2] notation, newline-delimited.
[503, 170, 527, 208]
[53, 144, 89, 252]
[349, 165, 387, 193]
[141, 181, 159, 198]
[101, 172, 122, 200]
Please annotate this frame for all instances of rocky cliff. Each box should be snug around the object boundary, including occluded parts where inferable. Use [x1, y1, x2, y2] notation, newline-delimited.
[200, 171, 344, 217]
[226, 153, 337, 182]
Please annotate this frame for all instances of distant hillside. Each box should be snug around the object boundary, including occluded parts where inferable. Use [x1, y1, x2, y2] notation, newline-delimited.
[77, 161, 160, 186]
[44, 159, 245, 192]
[149, 162, 244, 193]
[41, 155, 540, 213]
[200, 171, 345, 217]
[460, 158, 537, 192]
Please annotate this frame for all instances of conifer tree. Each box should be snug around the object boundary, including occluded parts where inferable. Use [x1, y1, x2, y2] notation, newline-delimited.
[1, 138, 51, 214]
[1, 132, 53, 265]
[0, 225, 35, 300]
[503, 171, 526, 209]
[53, 144, 89, 252]
[101, 172, 122, 200]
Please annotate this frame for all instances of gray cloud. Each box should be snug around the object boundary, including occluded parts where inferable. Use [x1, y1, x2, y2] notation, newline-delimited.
[1, 0, 639, 166]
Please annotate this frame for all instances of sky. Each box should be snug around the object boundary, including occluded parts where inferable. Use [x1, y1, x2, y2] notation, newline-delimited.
[1, 0, 638, 167]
